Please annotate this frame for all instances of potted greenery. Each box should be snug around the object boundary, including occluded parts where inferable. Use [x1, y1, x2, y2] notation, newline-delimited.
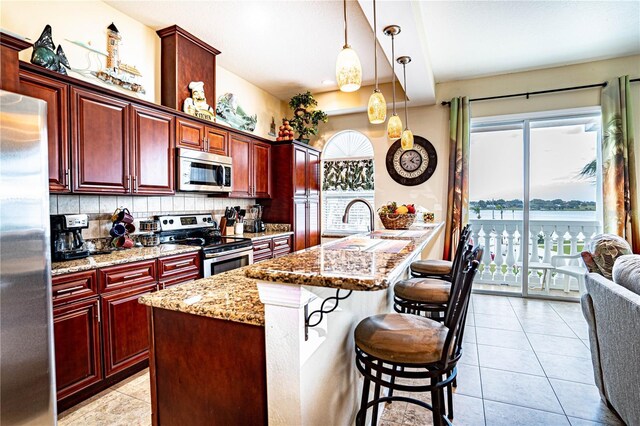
[287, 91, 328, 143]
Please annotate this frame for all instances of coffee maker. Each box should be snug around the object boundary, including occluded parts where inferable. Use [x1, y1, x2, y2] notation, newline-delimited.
[51, 214, 90, 261]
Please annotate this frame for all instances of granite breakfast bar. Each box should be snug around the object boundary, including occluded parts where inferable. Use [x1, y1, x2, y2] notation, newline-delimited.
[139, 223, 443, 426]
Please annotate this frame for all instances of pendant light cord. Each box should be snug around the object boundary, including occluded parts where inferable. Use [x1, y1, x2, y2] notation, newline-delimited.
[403, 62, 409, 127]
[391, 34, 396, 115]
[373, 0, 378, 90]
[343, 0, 349, 48]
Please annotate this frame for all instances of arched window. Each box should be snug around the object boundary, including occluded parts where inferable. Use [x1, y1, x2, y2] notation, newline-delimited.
[322, 130, 375, 234]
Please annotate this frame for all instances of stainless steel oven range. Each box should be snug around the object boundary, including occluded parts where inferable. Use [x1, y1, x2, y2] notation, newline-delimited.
[156, 214, 253, 277]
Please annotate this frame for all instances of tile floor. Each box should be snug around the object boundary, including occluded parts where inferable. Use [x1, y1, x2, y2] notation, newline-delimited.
[380, 294, 623, 426]
[57, 294, 623, 426]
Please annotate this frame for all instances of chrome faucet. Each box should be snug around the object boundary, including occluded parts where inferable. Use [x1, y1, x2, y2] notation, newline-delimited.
[342, 198, 375, 232]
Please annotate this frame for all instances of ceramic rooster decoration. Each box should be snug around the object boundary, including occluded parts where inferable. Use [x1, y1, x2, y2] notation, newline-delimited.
[30, 25, 70, 75]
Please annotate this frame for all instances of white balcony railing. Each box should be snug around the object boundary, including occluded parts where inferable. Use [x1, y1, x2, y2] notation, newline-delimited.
[468, 219, 601, 291]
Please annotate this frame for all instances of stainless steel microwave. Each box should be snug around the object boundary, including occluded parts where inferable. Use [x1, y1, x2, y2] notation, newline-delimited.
[177, 148, 233, 193]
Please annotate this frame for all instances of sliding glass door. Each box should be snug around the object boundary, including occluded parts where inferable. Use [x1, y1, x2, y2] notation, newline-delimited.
[469, 111, 602, 300]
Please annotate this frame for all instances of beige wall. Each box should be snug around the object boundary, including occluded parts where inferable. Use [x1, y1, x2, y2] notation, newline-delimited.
[314, 55, 640, 259]
[1, 0, 286, 139]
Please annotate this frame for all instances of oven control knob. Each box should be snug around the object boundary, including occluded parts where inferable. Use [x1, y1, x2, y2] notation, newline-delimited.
[163, 220, 168, 225]
[169, 219, 174, 224]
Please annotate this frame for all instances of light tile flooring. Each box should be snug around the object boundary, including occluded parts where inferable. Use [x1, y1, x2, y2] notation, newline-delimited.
[58, 294, 623, 426]
[380, 294, 623, 426]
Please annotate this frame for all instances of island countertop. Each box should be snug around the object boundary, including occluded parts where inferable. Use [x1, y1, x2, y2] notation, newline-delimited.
[51, 244, 202, 276]
[244, 222, 443, 291]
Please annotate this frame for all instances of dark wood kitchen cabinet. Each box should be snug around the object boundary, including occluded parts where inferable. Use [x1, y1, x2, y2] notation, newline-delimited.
[157, 251, 201, 289]
[101, 283, 156, 377]
[262, 141, 321, 250]
[71, 87, 130, 193]
[130, 105, 175, 195]
[53, 297, 102, 400]
[230, 135, 271, 198]
[18, 69, 70, 193]
[176, 117, 228, 156]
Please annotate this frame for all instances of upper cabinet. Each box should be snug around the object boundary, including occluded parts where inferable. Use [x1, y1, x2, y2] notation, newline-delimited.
[19, 69, 70, 193]
[230, 135, 271, 198]
[71, 88, 130, 194]
[176, 117, 228, 156]
[130, 105, 175, 195]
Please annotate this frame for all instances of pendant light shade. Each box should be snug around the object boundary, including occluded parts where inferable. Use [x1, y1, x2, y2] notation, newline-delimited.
[387, 114, 403, 138]
[336, 0, 361, 92]
[401, 129, 414, 150]
[368, 90, 386, 124]
[367, 0, 386, 123]
[384, 25, 402, 138]
[397, 55, 413, 150]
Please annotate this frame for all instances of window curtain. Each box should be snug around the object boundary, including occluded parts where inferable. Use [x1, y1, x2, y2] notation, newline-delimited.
[601, 76, 639, 253]
[443, 97, 471, 260]
[322, 159, 374, 191]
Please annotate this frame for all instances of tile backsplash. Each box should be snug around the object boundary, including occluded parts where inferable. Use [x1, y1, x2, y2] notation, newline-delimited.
[50, 194, 256, 240]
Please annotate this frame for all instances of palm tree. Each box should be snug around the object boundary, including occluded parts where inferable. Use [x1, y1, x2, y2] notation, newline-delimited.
[471, 205, 481, 219]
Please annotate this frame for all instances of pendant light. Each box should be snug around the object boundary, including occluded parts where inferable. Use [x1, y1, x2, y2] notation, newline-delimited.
[397, 55, 414, 150]
[367, 0, 386, 124]
[336, 0, 362, 92]
[384, 25, 402, 138]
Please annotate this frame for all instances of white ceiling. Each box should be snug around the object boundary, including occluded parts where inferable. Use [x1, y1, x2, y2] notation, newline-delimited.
[418, 1, 640, 82]
[106, 0, 640, 107]
[105, 0, 393, 99]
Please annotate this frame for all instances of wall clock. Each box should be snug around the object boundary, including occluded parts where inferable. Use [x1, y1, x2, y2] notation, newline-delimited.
[385, 135, 438, 186]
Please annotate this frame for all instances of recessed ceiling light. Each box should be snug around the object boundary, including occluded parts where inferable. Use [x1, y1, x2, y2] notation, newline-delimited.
[322, 79, 335, 85]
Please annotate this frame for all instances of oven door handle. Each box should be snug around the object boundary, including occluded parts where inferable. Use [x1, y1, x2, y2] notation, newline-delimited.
[204, 247, 253, 260]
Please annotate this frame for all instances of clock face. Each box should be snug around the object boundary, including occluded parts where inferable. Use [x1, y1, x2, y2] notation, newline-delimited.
[385, 136, 438, 186]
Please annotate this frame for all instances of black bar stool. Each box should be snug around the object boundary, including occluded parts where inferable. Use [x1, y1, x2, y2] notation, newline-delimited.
[353, 249, 480, 426]
[410, 224, 471, 279]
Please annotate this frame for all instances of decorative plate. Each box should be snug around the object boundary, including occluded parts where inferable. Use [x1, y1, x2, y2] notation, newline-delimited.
[385, 135, 438, 186]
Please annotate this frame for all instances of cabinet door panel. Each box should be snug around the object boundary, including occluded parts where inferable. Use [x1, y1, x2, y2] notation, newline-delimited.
[71, 88, 129, 193]
[230, 135, 252, 197]
[307, 198, 320, 248]
[293, 199, 307, 252]
[253, 141, 271, 198]
[293, 146, 307, 197]
[176, 118, 204, 150]
[101, 284, 156, 377]
[131, 105, 175, 195]
[53, 298, 102, 400]
[19, 70, 70, 192]
[205, 127, 228, 156]
[307, 150, 320, 197]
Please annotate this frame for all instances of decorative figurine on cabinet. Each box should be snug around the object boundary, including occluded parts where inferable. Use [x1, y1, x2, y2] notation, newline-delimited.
[92, 23, 146, 94]
[30, 25, 70, 75]
[183, 81, 215, 121]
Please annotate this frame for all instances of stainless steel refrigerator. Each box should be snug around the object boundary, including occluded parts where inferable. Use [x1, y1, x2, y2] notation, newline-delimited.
[0, 89, 56, 425]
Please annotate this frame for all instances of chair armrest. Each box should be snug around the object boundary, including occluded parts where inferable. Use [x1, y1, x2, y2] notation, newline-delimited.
[551, 253, 584, 267]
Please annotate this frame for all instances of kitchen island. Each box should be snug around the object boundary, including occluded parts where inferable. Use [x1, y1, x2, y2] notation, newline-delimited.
[140, 223, 443, 426]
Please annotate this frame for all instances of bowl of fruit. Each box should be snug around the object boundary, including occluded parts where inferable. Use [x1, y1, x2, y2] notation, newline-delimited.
[378, 202, 416, 230]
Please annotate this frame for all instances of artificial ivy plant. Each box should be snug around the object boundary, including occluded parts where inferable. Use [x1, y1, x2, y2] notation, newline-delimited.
[287, 91, 328, 142]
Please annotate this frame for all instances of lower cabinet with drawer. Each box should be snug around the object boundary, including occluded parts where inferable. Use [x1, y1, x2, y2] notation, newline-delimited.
[52, 252, 201, 411]
[252, 234, 293, 262]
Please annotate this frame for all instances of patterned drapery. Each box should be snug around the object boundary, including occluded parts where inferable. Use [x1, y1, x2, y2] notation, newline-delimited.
[322, 159, 374, 191]
[602, 76, 639, 253]
[443, 97, 471, 261]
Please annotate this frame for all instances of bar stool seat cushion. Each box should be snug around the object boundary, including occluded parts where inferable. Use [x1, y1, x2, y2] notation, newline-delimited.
[411, 259, 453, 275]
[394, 278, 451, 303]
[355, 313, 449, 364]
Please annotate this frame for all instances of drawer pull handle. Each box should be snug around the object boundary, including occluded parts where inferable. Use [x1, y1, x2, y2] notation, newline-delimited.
[173, 261, 192, 267]
[55, 285, 85, 295]
[275, 240, 288, 245]
[123, 272, 144, 280]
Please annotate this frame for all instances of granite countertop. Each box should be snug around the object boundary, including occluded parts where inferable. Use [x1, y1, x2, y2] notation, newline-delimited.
[245, 223, 444, 291]
[139, 268, 264, 326]
[243, 230, 294, 241]
[51, 244, 202, 276]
